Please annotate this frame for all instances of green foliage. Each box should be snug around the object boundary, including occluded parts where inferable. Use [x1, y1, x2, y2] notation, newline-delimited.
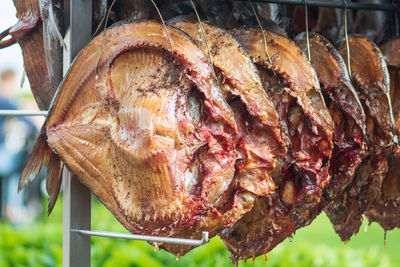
[0, 197, 398, 267]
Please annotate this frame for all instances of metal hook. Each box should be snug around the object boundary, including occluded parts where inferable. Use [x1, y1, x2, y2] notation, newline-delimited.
[0, 27, 16, 49]
[248, 0, 274, 69]
[188, 0, 216, 76]
[304, 0, 311, 61]
[343, 0, 352, 77]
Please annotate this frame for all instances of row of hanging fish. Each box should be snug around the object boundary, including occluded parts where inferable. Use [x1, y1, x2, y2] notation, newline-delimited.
[2, 0, 399, 264]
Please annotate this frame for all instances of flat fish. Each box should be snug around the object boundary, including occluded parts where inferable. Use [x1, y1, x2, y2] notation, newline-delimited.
[168, 19, 287, 254]
[295, 32, 366, 207]
[366, 38, 400, 231]
[19, 21, 249, 256]
[325, 35, 396, 241]
[10, 0, 57, 110]
[221, 28, 334, 262]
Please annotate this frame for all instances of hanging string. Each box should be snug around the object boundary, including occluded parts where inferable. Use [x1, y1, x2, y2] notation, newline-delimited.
[343, 0, 352, 77]
[248, 0, 274, 68]
[150, 0, 173, 53]
[304, 0, 311, 61]
[188, 0, 216, 75]
[96, 0, 117, 74]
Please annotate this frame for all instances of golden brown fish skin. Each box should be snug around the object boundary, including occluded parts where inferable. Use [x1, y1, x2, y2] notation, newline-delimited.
[167, 20, 287, 255]
[221, 28, 334, 262]
[325, 35, 395, 241]
[380, 38, 400, 68]
[295, 32, 366, 205]
[11, 0, 55, 110]
[12, 0, 64, 213]
[170, 21, 286, 160]
[366, 38, 400, 231]
[22, 21, 244, 256]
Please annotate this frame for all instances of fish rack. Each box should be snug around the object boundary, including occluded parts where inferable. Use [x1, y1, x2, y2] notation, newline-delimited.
[0, 0, 398, 266]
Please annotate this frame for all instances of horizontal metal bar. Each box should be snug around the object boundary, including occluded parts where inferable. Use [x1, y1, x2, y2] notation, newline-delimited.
[0, 110, 48, 116]
[235, 0, 399, 11]
[71, 229, 209, 246]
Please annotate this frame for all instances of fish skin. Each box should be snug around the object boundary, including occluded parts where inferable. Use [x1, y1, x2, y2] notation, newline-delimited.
[12, 0, 64, 212]
[325, 35, 396, 241]
[168, 19, 287, 255]
[366, 38, 400, 231]
[295, 32, 367, 236]
[11, 0, 55, 111]
[221, 28, 334, 262]
[20, 20, 253, 256]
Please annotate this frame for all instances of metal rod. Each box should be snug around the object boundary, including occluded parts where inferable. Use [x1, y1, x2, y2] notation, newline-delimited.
[0, 110, 48, 116]
[63, 1, 92, 267]
[235, 0, 398, 11]
[71, 230, 209, 246]
[390, 0, 399, 36]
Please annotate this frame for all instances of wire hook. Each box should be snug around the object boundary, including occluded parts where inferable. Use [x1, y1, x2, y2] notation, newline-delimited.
[304, 0, 311, 61]
[150, 0, 173, 54]
[96, 0, 117, 74]
[343, 0, 352, 77]
[188, 0, 216, 76]
[248, 0, 274, 69]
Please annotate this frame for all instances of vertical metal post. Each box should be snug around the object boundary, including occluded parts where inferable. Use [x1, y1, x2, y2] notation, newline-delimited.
[390, 0, 399, 36]
[62, 0, 92, 266]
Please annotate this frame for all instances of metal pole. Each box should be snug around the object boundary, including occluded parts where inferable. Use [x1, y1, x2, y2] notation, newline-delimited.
[235, 0, 398, 11]
[62, 0, 92, 266]
[390, 0, 399, 36]
[0, 110, 48, 116]
[71, 230, 209, 246]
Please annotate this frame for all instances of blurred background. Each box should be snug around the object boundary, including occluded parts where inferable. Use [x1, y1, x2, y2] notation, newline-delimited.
[0, 1, 399, 267]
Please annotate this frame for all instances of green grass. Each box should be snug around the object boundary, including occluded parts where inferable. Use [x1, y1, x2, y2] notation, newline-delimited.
[0, 196, 398, 267]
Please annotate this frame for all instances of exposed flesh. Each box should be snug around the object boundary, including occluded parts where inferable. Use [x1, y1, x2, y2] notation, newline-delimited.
[295, 32, 366, 209]
[325, 36, 395, 241]
[21, 21, 246, 256]
[167, 20, 286, 254]
[366, 38, 400, 231]
[221, 28, 334, 262]
[171, 19, 285, 192]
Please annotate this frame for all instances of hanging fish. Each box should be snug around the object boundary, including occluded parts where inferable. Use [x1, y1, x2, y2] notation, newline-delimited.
[221, 28, 334, 263]
[8, 0, 58, 110]
[18, 20, 285, 256]
[366, 37, 400, 231]
[168, 18, 287, 254]
[295, 31, 366, 224]
[325, 35, 396, 241]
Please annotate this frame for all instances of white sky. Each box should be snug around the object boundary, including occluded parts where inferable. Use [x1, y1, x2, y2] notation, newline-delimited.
[0, 2, 24, 79]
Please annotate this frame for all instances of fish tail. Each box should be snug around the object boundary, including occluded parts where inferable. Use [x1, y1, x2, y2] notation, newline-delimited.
[19, 134, 63, 214]
[46, 150, 63, 215]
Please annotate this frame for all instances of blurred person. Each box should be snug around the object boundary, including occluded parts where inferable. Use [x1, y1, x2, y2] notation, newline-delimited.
[0, 69, 39, 223]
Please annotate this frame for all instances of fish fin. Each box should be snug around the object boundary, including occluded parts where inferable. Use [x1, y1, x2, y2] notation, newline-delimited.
[46, 151, 63, 215]
[19, 135, 49, 191]
[19, 134, 63, 215]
